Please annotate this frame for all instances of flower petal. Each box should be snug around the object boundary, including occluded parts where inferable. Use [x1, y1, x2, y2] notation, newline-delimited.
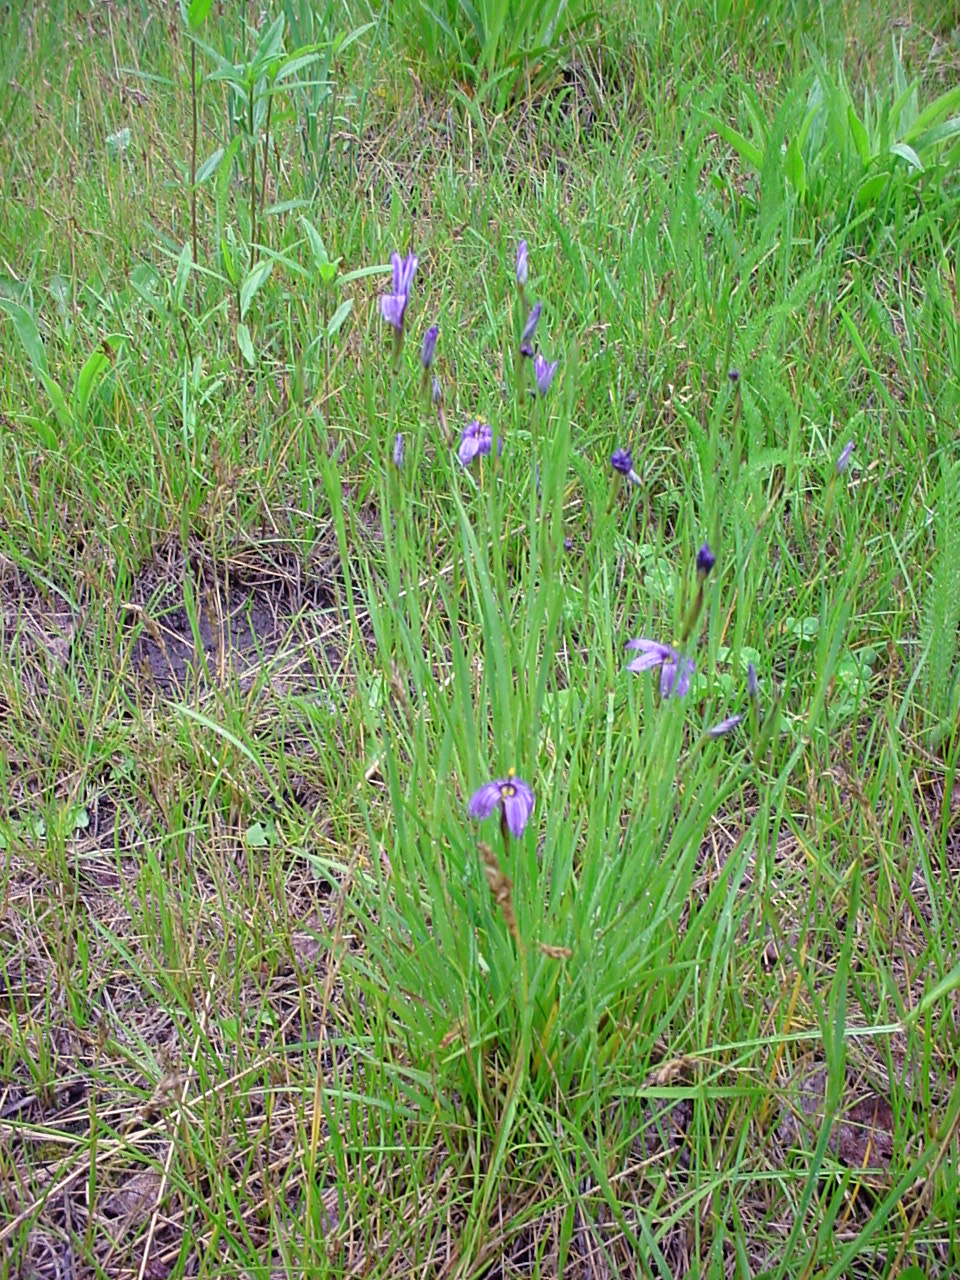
[467, 782, 502, 820]
[500, 780, 535, 838]
[381, 294, 407, 330]
[521, 301, 542, 344]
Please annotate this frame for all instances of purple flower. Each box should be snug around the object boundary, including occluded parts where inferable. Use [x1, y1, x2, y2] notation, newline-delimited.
[432, 376, 442, 405]
[393, 433, 404, 468]
[458, 420, 493, 466]
[707, 714, 743, 738]
[696, 542, 716, 577]
[728, 368, 740, 385]
[625, 638, 695, 698]
[380, 251, 418, 331]
[516, 240, 528, 287]
[520, 301, 542, 356]
[534, 353, 558, 396]
[747, 662, 759, 699]
[421, 324, 438, 369]
[836, 440, 855, 474]
[468, 772, 535, 839]
[611, 448, 641, 487]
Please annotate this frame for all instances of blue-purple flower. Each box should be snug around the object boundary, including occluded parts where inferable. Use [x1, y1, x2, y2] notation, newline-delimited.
[836, 440, 855, 474]
[468, 772, 535, 839]
[696, 542, 716, 578]
[625, 638, 695, 698]
[516, 240, 528, 288]
[393, 433, 404, 469]
[421, 323, 438, 369]
[534, 353, 558, 396]
[611, 447, 641, 487]
[380, 251, 418, 331]
[520, 301, 542, 357]
[458, 420, 493, 466]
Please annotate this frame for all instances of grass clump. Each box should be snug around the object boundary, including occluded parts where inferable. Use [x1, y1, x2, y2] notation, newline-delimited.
[1, 1, 960, 1276]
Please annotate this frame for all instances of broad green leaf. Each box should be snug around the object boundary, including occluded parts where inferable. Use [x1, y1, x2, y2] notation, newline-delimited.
[239, 260, 273, 321]
[72, 350, 111, 423]
[846, 104, 869, 166]
[195, 146, 224, 185]
[187, 0, 213, 28]
[905, 84, 960, 139]
[20, 415, 58, 449]
[704, 116, 763, 172]
[785, 135, 806, 198]
[856, 170, 891, 207]
[325, 297, 353, 339]
[39, 371, 72, 431]
[299, 215, 329, 269]
[890, 141, 923, 172]
[0, 297, 48, 374]
[236, 321, 256, 366]
[174, 240, 193, 309]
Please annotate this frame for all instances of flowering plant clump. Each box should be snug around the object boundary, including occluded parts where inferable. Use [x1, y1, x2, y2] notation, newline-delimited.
[468, 772, 535, 839]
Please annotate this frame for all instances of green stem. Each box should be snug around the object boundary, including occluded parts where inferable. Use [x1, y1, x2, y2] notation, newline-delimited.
[259, 89, 273, 221]
[190, 40, 198, 274]
[248, 91, 256, 267]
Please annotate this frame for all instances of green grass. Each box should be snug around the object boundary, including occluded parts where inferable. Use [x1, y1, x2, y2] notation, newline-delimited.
[1, 0, 960, 1276]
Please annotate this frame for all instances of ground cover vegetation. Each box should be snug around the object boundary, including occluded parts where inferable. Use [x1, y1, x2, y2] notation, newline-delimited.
[1, 0, 960, 1275]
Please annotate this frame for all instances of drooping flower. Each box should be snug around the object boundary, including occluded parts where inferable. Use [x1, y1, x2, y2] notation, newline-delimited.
[458, 419, 493, 466]
[611, 447, 641, 487]
[728, 368, 740, 385]
[707, 713, 743, 738]
[836, 440, 855, 474]
[696, 542, 716, 578]
[520, 301, 542, 357]
[421, 323, 438, 369]
[392, 433, 404, 469]
[516, 240, 529, 287]
[380, 251, 418, 332]
[625, 637, 695, 698]
[468, 771, 535, 839]
[534, 353, 558, 396]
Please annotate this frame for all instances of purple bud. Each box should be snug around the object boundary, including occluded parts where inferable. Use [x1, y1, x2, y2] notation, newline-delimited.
[836, 440, 855, 474]
[421, 324, 438, 369]
[533, 353, 558, 396]
[520, 301, 542, 356]
[707, 714, 743, 739]
[611, 447, 633, 476]
[516, 240, 528, 287]
[432, 376, 442, 405]
[696, 542, 716, 577]
[728, 368, 740, 385]
[747, 662, 759, 699]
[393, 433, 404, 469]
